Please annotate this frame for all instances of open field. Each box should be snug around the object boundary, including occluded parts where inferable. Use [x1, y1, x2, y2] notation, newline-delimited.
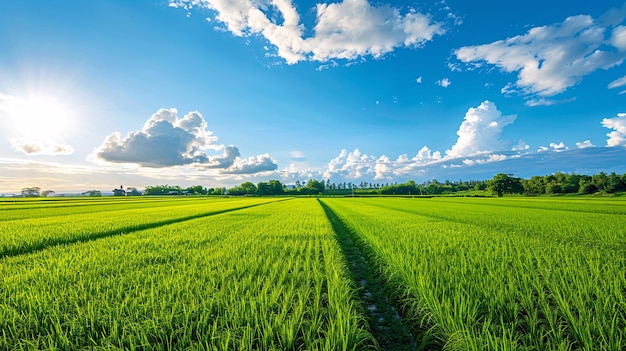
[1, 196, 624, 350]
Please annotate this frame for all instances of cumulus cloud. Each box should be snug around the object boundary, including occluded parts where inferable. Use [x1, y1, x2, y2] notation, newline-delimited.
[549, 142, 569, 152]
[9, 139, 74, 156]
[224, 153, 278, 174]
[91, 108, 277, 174]
[454, 5, 626, 98]
[602, 113, 626, 146]
[92, 108, 218, 167]
[169, 0, 448, 64]
[538, 142, 568, 152]
[436, 78, 451, 88]
[446, 101, 516, 158]
[323, 149, 377, 179]
[323, 101, 520, 181]
[576, 140, 595, 149]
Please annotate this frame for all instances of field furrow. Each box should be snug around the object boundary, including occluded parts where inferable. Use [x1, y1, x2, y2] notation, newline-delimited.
[318, 199, 417, 351]
[0, 197, 285, 259]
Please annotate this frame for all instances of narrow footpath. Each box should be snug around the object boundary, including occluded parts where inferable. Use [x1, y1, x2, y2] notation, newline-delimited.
[318, 199, 420, 351]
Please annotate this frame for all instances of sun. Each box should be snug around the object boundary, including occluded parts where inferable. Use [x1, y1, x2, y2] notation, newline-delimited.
[9, 94, 74, 140]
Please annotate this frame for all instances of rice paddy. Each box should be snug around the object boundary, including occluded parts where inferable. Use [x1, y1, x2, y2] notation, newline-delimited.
[1, 196, 624, 350]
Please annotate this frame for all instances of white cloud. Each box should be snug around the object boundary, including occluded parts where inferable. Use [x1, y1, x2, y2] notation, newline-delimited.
[9, 139, 74, 156]
[445, 101, 516, 158]
[602, 113, 626, 146]
[436, 78, 451, 88]
[170, 0, 447, 64]
[324, 101, 518, 181]
[608, 75, 626, 89]
[612, 25, 626, 51]
[322, 148, 377, 180]
[289, 150, 306, 161]
[512, 140, 530, 151]
[91, 108, 277, 174]
[455, 6, 626, 97]
[538, 142, 568, 153]
[462, 154, 508, 166]
[549, 141, 569, 152]
[416, 76, 422, 83]
[525, 97, 576, 107]
[576, 140, 595, 149]
[223, 153, 278, 174]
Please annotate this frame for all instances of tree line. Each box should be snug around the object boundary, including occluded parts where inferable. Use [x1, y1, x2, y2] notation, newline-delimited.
[15, 171, 626, 198]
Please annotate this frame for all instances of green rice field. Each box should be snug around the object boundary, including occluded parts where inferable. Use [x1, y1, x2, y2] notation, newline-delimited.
[0, 196, 624, 350]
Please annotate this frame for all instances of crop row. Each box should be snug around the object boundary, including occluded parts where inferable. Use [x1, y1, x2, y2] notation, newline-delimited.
[366, 197, 626, 249]
[0, 199, 374, 350]
[0, 197, 224, 221]
[321, 198, 626, 350]
[0, 197, 285, 258]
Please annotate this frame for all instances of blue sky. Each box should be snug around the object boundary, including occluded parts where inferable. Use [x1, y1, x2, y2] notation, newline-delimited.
[1, 0, 625, 193]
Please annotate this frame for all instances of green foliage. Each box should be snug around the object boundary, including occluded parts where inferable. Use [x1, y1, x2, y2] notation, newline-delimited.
[488, 173, 524, 197]
[21, 187, 41, 197]
[144, 184, 183, 195]
[184, 185, 207, 195]
[380, 180, 420, 195]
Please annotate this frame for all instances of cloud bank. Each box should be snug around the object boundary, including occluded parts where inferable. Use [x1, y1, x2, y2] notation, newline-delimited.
[454, 4, 626, 99]
[91, 108, 277, 174]
[323, 101, 518, 181]
[169, 0, 448, 64]
[319, 103, 626, 184]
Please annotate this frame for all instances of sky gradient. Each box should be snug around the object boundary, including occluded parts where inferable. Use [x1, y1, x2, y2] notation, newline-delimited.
[1, 0, 625, 193]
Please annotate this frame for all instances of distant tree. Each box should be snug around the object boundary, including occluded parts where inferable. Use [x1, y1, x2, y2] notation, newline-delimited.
[185, 185, 207, 195]
[85, 190, 102, 197]
[144, 185, 182, 195]
[561, 174, 581, 193]
[127, 187, 141, 196]
[240, 182, 257, 194]
[522, 176, 544, 195]
[41, 190, 55, 197]
[256, 182, 269, 195]
[380, 180, 419, 195]
[267, 180, 284, 195]
[305, 179, 325, 194]
[209, 187, 226, 195]
[21, 187, 41, 197]
[592, 172, 608, 192]
[545, 182, 561, 195]
[606, 172, 624, 193]
[488, 174, 523, 197]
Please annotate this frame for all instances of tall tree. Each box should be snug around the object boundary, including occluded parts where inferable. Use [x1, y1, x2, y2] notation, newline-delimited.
[21, 187, 41, 197]
[488, 174, 523, 197]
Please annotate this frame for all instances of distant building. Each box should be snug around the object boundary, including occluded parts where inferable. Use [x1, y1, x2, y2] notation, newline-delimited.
[112, 185, 126, 196]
